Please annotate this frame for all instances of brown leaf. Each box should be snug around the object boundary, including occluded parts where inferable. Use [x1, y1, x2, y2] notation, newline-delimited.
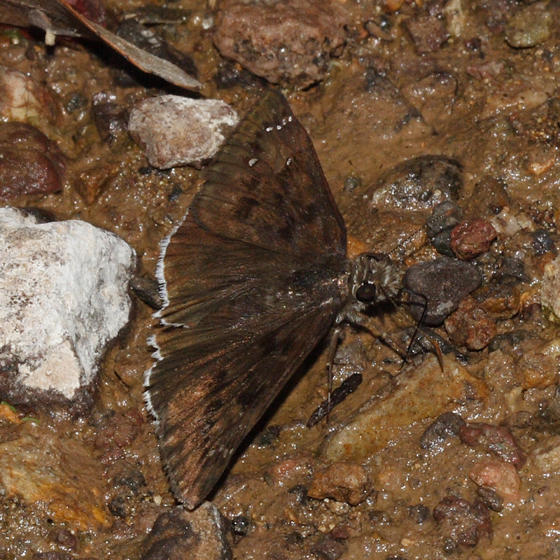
[0, 0, 201, 92]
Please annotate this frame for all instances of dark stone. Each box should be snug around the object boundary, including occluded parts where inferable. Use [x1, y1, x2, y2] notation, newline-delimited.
[230, 515, 251, 537]
[142, 505, 231, 560]
[426, 201, 463, 238]
[426, 202, 463, 256]
[311, 535, 347, 560]
[92, 92, 128, 144]
[433, 496, 492, 547]
[420, 412, 465, 450]
[404, 257, 482, 325]
[477, 486, 504, 512]
[108, 495, 129, 518]
[532, 229, 556, 256]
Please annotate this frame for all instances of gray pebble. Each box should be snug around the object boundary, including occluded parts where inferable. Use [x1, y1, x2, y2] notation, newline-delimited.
[368, 155, 462, 212]
[404, 257, 481, 325]
[505, 2, 551, 48]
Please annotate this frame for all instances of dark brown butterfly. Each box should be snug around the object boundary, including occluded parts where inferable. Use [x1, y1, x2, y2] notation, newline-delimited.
[145, 89, 403, 509]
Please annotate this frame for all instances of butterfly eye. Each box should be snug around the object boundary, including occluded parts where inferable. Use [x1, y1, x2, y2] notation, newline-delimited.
[355, 281, 377, 303]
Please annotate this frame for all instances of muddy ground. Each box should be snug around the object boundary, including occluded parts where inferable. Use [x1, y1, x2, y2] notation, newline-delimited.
[1, 0, 560, 559]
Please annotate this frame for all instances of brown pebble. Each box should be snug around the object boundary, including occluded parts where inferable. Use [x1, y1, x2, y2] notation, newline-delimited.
[450, 219, 497, 259]
[213, 0, 347, 87]
[308, 462, 371, 506]
[0, 122, 65, 200]
[433, 496, 492, 547]
[459, 422, 526, 467]
[0, 146, 62, 199]
[444, 296, 497, 350]
[311, 534, 347, 560]
[404, 14, 450, 54]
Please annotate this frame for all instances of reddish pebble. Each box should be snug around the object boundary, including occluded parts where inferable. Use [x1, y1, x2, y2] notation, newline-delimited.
[451, 219, 497, 259]
[308, 462, 370, 506]
[444, 296, 497, 350]
[459, 422, 526, 468]
[469, 458, 521, 503]
[0, 123, 65, 200]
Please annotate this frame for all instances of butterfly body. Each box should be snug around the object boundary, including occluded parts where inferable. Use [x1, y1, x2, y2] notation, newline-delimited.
[146, 90, 401, 509]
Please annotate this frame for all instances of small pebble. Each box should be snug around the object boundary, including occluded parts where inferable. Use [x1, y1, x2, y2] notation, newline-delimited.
[459, 422, 526, 467]
[450, 219, 497, 259]
[426, 201, 462, 256]
[505, 2, 551, 48]
[404, 13, 450, 54]
[476, 486, 504, 512]
[213, 0, 347, 87]
[92, 92, 128, 144]
[444, 297, 497, 350]
[433, 496, 492, 547]
[308, 462, 371, 506]
[420, 412, 465, 450]
[0, 122, 66, 200]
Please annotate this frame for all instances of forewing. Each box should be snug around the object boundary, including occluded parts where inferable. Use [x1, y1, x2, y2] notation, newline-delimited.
[193, 89, 346, 258]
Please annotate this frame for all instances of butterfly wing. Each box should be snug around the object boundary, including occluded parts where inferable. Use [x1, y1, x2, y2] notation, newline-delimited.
[193, 88, 346, 257]
[146, 90, 348, 509]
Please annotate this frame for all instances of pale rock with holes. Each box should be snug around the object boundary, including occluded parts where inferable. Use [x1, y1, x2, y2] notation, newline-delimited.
[0, 207, 136, 409]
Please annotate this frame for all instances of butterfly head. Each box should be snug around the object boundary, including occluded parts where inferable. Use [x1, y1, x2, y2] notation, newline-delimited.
[351, 253, 403, 306]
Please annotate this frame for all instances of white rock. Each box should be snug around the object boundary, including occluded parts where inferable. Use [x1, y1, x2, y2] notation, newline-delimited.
[0, 208, 136, 406]
[128, 95, 239, 169]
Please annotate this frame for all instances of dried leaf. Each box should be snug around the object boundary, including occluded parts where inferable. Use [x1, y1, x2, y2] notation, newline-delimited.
[0, 0, 202, 91]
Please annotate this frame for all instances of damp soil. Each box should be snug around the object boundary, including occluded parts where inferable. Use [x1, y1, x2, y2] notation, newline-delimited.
[2, 1, 560, 559]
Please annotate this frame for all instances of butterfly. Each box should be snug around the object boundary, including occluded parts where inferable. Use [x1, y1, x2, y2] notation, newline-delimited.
[145, 89, 403, 509]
